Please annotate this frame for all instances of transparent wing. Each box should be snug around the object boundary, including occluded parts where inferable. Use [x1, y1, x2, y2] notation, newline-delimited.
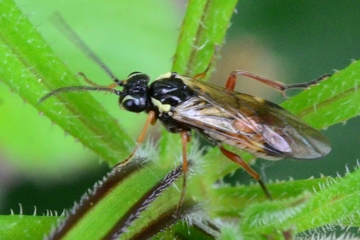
[173, 77, 330, 159]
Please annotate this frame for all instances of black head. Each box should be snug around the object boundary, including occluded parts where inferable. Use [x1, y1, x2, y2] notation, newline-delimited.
[119, 72, 150, 113]
[38, 72, 150, 113]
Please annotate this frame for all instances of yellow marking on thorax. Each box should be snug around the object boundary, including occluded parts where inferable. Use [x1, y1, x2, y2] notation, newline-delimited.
[155, 72, 172, 80]
[151, 97, 171, 113]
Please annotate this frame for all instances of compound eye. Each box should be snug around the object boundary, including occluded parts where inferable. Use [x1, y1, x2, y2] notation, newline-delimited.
[121, 95, 146, 113]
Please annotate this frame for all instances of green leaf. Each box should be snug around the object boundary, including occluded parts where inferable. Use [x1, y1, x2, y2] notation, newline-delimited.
[0, 0, 133, 166]
[282, 60, 360, 129]
[0, 0, 237, 238]
[48, 158, 187, 239]
[241, 167, 360, 235]
[2, 0, 360, 239]
[207, 167, 360, 236]
[172, 0, 238, 76]
[0, 215, 59, 240]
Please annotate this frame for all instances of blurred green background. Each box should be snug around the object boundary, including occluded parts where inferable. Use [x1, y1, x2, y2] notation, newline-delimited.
[0, 0, 359, 218]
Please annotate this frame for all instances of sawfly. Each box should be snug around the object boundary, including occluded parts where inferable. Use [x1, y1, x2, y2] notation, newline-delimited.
[39, 15, 331, 199]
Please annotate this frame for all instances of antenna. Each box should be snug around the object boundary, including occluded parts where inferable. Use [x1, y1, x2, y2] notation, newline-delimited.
[38, 86, 122, 103]
[51, 12, 120, 83]
[38, 13, 124, 104]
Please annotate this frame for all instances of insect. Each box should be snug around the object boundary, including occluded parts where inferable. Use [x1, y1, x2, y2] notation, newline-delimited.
[40, 15, 331, 200]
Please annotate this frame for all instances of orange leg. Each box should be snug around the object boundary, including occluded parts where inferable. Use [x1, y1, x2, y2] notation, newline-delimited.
[193, 46, 220, 80]
[177, 131, 191, 209]
[225, 70, 330, 96]
[192, 63, 212, 80]
[219, 146, 272, 199]
[77, 72, 119, 89]
[114, 110, 157, 167]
